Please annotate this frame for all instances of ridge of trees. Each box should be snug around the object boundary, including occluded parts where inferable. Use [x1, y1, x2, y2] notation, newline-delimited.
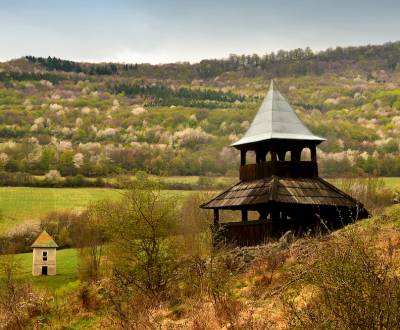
[110, 82, 246, 107]
[24, 41, 400, 78]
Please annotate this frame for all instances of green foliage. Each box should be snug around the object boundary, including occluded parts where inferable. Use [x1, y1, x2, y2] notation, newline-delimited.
[1, 42, 400, 178]
[104, 175, 180, 298]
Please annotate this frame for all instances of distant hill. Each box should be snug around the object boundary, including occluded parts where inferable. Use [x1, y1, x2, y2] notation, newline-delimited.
[13, 41, 400, 79]
[0, 41, 400, 180]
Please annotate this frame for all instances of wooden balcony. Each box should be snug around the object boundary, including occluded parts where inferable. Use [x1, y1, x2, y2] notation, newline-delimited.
[239, 161, 318, 181]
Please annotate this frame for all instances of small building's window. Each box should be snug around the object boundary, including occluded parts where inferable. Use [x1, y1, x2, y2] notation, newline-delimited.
[43, 251, 48, 261]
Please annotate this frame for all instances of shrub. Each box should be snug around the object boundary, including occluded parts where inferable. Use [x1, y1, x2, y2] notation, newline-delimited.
[337, 177, 395, 210]
[102, 174, 181, 300]
[283, 231, 400, 329]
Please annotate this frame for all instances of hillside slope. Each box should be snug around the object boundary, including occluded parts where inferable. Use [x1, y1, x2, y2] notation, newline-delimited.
[0, 42, 400, 178]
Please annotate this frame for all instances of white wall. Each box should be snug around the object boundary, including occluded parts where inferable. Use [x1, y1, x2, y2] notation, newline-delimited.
[32, 248, 56, 276]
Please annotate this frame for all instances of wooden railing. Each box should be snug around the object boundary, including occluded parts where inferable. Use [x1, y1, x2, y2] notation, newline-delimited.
[214, 220, 300, 246]
[239, 161, 318, 181]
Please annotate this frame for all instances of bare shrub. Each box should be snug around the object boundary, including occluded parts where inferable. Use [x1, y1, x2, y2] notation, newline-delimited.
[0, 255, 47, 329]
[248, 245, 288, 296]
[96, 171, 181, 328]
[283, 230, 400, 329]
[102, 279, 162, 329]
[337, 177, 394, 211]
[178, 192, 213, 256]
[40, 210, 86, 248]
[76, 204, 108, 282]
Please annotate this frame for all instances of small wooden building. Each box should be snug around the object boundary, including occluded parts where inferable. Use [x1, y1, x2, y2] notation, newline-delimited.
[201, 81, 368, 246]
[31, 230, 58, 276]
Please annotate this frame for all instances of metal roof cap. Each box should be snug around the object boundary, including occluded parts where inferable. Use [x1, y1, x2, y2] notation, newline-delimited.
[232, 81, 325, 147]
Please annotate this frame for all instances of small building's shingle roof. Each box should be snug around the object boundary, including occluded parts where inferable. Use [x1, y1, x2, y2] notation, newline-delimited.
[201, 176, 364, 210]
[31, 230, 58, 248]
[231, 81, 325, 147]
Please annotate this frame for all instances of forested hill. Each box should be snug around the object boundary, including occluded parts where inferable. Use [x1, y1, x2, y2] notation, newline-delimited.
[1, 41, 400, 180]
[18, 41, 400, 79]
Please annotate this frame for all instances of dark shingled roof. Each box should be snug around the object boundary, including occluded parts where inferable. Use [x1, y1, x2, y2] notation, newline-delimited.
[231, 81, 325, 147]
[31, 230, 58, 248]
[201, 176, 362, 209]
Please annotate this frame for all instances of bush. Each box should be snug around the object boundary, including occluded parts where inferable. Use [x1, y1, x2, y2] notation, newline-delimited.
[337, 177, 395, 210]
[283, 231, 400, 329]
[101, 174, 181, 300]
[0, 171, 108, 188]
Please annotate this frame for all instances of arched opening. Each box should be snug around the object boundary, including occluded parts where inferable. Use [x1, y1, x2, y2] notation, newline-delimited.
[300, 148, 312, 161]
[247, 150, 256, 164]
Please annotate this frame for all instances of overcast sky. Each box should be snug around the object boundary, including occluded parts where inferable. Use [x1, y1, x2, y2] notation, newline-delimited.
[1, 0, 399, 64]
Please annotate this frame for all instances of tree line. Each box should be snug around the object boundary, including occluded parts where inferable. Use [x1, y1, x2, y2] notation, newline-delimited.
[24, 41, 400, 78]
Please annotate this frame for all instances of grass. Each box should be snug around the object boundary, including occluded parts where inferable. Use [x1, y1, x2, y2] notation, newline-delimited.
[14, 248, 78, 291]
[0, 176, 399, 234]
[381, 177, 400, 189]
[0, 187, 192, 233]
[0, 187, 121, 233]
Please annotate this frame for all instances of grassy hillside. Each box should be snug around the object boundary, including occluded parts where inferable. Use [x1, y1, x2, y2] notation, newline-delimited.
[4, 205, 400, 329]
[1, 42, 400, 181]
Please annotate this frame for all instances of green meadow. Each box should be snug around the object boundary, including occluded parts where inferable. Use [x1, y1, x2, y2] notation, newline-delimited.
[12, 248, 79, 291]
[0, 187, 192, 233]
[382, 177, 400, 189]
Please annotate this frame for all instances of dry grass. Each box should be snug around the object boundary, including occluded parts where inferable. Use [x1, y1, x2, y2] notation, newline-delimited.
[335, 177, 395, 212]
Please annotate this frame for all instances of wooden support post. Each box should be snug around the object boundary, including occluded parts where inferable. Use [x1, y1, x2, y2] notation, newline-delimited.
[213, 209, 219, 226]
[271, 146, 277, 162]
[270, 206, 280, 221]
[241, 209, 248, 222]
[270, 206, 280, 236]
[291, 148, 301, 161]
[311, 145, 317, 162]
[277, 150, 286, 161]
[240, 149, 246, 166]
[310, 145, 318, 176]
[261, 149, 267, 162]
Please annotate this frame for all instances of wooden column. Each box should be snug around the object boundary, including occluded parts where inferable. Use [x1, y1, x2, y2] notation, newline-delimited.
[241, 209, 248, 222]
[261, 149, 267, 162]
[270, 206, 280, 237]
[271, 146, 277, 162]
[256, 149, 261, 164]
[291, 148, 301, 161]
[240, 149, 246, 166]
[277, 150, 286, 161]
[311, 145, 318, 177]
[310, 145, 317, 162]
[213, 209, 219, 226]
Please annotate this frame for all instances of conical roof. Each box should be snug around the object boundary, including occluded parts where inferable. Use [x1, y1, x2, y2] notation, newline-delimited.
[31, 230, 58, 248]
[232, 81, 325, 147]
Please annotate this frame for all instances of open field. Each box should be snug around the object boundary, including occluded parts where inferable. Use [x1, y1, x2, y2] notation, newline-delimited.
[381, 177, 400, 189]
[0, 187, 192, 233]
[0, 176, 399, 234]
[12, 248, 78, 291]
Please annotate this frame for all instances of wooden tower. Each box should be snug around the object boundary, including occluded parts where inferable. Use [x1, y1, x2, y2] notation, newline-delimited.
[201, 81, 368, 246]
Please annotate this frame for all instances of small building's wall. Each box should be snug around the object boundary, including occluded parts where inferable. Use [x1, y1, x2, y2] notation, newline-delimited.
[32, 248, 56, 276]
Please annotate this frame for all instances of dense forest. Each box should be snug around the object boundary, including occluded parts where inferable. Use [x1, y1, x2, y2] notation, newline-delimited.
[1, 41, 400, 181]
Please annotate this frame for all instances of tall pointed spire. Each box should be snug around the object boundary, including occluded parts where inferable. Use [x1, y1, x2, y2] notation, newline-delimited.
[231, 81, 325, 147]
